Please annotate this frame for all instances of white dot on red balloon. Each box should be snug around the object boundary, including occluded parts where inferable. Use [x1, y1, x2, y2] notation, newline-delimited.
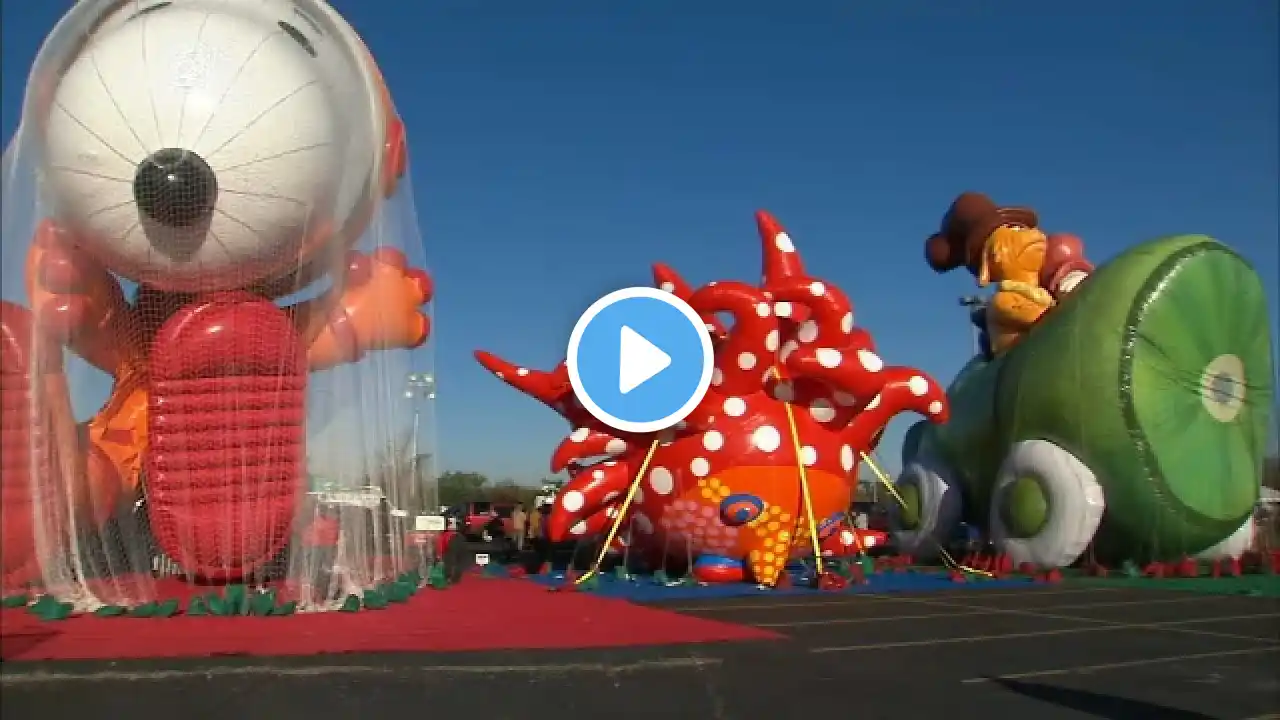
[834, 391, 857, 407]
[865, 394, 881, 410]
[738, 352, 757, 370]
[816, 348, 842, 368]
[660, 282, 675, 293]
[691, 457, 710, 476]
[570, 427, 589, 442]
[775, 233, 795, 253]
[605, 438, 627, 454]
[857, 349, 883, 372]
[774, 301, 793, 318]
[756, 302, 771, 317]
[928, 401, 943, 415]
[797, 320, 819, 344]
[781, 340, 799, 362]
[703, 431, 724, 451]
[810, 399, 836, 422]
[723, 397, 746, 416]
[809, 281, 825, 296]
[773, 382, 795, 403]
[840, 446, 855, 472]
[562, 491, 584, 512]
[570, 521, 588, 535]
[712, 368, 724, 386]
[764, 329, 779, 353]
[752, 425, 782, 453]
[800, 446, 817, 466]
[649, 467, 674, 495]
[908, 375, 930, 396]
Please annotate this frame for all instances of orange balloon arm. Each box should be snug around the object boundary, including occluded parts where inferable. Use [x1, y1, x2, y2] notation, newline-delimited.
[86, 382, 149, 498]
[24, 221, 142, 374]
[292, 248, 432, 372]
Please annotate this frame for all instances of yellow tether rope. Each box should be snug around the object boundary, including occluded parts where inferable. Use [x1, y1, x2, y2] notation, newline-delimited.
[574, 438, 662, 585]
[773, 367, 826, 578]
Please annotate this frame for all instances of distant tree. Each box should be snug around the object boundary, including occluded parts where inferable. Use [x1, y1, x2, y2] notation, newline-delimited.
[485, 479, 540, 505]
[486, 479, 524, 503]
[1265, 456, 1279, 490]
[437, 471, 489, 506]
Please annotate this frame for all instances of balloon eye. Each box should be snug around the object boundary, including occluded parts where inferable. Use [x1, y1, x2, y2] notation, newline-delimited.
[719, 494, 764, 526]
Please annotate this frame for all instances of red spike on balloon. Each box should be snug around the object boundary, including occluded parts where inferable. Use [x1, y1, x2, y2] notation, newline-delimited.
[757, 210, 806, 284]
[473, 350, 572, 411]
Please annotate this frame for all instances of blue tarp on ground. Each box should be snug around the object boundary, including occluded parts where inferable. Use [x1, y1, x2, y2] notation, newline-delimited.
[524, 568, 1035, 601]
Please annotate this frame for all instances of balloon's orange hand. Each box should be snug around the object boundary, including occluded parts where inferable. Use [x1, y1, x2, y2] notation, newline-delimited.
[306, 247, 432, 372]
[25, 220, 139, 373]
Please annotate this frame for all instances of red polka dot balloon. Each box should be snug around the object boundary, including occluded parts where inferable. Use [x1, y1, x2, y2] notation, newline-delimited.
[474, 211, 949, 586]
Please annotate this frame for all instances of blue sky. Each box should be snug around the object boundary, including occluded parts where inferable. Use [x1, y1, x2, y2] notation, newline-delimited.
[3, 0, 1277, 484]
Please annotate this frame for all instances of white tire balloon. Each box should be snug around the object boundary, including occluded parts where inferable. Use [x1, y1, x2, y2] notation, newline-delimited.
[989, 439, 1106, 568]
[889, 456, 962, 560]
[1195, 517, 1255, 561]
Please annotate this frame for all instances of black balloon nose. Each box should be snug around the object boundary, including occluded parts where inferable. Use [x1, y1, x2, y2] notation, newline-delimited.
[133, 148, 218, 228]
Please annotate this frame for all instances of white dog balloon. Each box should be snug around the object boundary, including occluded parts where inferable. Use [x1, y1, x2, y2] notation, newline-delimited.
[33, 0, 400, 292]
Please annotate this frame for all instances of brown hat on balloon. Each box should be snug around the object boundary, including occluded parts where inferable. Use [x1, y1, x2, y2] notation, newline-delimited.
[924, 192, 1039, 277]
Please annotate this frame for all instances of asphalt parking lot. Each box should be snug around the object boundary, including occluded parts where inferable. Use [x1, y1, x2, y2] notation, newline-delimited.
[3, 584, 1278, 720]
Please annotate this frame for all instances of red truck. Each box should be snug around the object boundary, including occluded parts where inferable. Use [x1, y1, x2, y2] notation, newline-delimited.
[448, 501, 518, 541]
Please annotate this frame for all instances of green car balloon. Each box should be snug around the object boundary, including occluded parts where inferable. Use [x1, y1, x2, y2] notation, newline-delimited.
[892, 235, 1274, 567]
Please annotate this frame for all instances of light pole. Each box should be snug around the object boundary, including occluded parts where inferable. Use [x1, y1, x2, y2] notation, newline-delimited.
[958, 295, 986, 356]
[405, 373, 436, 513]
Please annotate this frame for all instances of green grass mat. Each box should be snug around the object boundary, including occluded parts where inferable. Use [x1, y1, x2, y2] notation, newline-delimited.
[1069, 574, 1280, 597]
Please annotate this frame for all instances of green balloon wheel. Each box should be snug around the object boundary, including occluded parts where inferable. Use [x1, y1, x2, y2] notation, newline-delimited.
[1121, 241, 1273, 528]
[898, 484, 921, 530]
[999, 476, 1049, 538]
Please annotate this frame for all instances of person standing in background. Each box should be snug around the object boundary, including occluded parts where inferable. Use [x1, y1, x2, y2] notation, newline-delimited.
[511, 503, 528, 552]
[525, 503, 547, 572]
[526, 503, 542, 546]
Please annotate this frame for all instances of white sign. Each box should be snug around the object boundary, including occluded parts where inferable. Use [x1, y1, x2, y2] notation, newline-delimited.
[416, 514, 446, 532]
[474, 553, 491, 566]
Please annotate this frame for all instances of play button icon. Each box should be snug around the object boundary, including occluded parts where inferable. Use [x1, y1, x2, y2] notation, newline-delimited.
[618, 326, 671, 394]
[567, 287, 714, 433]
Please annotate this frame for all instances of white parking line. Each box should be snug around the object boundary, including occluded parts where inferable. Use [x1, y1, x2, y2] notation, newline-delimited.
[808, 612, 1280, 653]
[960, 645, 1280, 683]
[871, 592, 1280, 643]
[759, 594, 1221, 628]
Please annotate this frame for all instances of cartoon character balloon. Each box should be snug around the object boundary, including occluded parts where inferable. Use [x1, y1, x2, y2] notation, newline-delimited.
[1, 0, 433, 606]
[899, 192, 1272, 569]
[477, 212, 948, 586]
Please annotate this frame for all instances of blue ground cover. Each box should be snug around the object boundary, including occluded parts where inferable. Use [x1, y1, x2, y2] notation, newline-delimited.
[525, 566, 1034, 601]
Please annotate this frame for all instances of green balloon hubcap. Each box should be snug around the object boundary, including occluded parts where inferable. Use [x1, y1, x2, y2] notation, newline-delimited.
[1000, 476, 1049, 538]
[898, 484, 921, 529]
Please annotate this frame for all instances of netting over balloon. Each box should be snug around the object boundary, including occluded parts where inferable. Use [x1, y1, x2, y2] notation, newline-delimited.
[1, 0, 437, 613]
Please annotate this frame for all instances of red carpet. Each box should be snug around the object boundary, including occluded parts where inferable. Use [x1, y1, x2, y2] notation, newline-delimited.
[0, 577, 778, 661]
